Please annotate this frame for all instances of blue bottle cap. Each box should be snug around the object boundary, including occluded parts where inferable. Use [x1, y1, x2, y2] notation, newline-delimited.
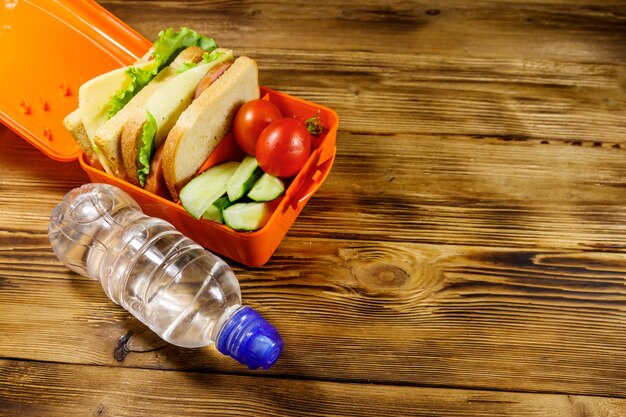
[217, 306, 284, 370]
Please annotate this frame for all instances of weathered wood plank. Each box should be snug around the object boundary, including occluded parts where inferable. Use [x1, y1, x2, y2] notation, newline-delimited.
[5, 127, 626, 251]
[2, 359, 626, 417]
[294, 131, 626, 250]
[260, 57, 626, 143]
[94, 1, 626, 143]
[98, 1, 626, 62]
[1, 219, 625, 397]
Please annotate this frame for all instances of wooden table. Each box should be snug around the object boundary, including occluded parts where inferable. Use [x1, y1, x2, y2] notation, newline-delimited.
[2, 1, 626, 415]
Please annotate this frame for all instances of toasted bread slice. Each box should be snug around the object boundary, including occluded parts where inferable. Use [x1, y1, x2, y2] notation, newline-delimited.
[62, 49, 154, 170]
[93, 46, 207, 180]
[120, 115, 148, 186]
[63, 109, 99, 166]
[162, 56, 260, 201]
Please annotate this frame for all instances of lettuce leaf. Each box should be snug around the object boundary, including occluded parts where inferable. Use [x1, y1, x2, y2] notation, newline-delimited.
[152, 27, 217, 70]
[137, 112, 157, 187]
[176, 50, 227, 74]
[106, 67, 154, 119]
[201, 49, 226, 64]
[106, 27, 217, 119]
[176, 61, 198, 74]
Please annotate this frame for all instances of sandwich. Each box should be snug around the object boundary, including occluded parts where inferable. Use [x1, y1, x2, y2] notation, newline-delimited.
[63, 27, 259, 200]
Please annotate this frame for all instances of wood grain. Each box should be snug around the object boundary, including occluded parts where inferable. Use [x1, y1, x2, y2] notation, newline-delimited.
[99, 1, 626, 61]
[5, 124, 626, 252]
[3, 0, 626, 414]
[2, 239, 626, 396]
[294, 131, 626, 249]
[2, 359, 626, 417]
[1, 133, 625, 397]
[97, 1, 626, 144]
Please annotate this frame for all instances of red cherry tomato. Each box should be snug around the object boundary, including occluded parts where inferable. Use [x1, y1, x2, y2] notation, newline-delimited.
[256, 118, 312, 178]
[233, 99, 282, 155]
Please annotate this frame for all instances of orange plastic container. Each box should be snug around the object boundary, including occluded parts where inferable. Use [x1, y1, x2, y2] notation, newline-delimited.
[0, 0, 338, 267]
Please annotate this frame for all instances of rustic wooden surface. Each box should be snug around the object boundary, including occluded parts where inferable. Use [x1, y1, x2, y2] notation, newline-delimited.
[2, 0, 626, 415]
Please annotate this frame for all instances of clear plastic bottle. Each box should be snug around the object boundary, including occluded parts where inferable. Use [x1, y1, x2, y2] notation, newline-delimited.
[48, 183, 283, 370]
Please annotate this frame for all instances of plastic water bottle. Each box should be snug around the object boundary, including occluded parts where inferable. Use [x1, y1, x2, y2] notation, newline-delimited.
[48, 183, 283, 370]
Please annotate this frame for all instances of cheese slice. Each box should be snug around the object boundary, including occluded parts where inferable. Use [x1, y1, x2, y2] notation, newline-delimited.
[78, 60, 158, 141]
[144, 50, 234, 148]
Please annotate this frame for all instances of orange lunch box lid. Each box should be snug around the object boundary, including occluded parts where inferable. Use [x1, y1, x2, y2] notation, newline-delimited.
[0, 0, 150, 161]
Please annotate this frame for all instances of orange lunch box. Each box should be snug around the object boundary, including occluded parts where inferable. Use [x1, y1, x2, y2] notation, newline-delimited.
[0, 0, 338, 267]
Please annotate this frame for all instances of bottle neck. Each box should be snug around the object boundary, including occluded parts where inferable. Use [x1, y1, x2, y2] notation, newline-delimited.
[210, 304, 243, 342]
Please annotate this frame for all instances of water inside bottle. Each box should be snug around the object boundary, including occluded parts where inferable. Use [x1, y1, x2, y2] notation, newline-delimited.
[94, 217, 242, 348]
[50, 185, 284, 369]
[50, 184, 242, 348]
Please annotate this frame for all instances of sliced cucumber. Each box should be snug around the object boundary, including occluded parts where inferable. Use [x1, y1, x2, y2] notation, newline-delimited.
[201, 204, 223, 223]
[212, 195, 233, 210]
[180, 161, 239, 219]
[248, 173, 285, 202]
[226, 156, 264, 202]
[201, 195, 232, 224]
[223, 202, 272, 231]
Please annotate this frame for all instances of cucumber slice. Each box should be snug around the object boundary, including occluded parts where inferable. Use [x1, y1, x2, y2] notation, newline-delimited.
[226, 156, 264, 202]
[201, 195, 232, 224]
[202, 204, 223, 223]
[212, 195, 233, 210]
[223, 202, 272, 231]
[180, 161, 239, 219]
[247, 173, 285, 202]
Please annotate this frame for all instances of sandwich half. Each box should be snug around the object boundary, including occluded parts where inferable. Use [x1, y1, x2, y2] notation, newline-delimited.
[120, 48, 235, 189]
[95, 45, 209, 180]
[63, 27, 218, 178]
[119, 53, 259, 200]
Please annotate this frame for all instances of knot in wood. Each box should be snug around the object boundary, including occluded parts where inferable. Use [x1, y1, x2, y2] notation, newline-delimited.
[353, 263, 409, 296]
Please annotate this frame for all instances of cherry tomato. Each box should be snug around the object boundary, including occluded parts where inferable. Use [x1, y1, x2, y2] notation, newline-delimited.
[233, 99, 282, 155]
[256, 118, 311, 178]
